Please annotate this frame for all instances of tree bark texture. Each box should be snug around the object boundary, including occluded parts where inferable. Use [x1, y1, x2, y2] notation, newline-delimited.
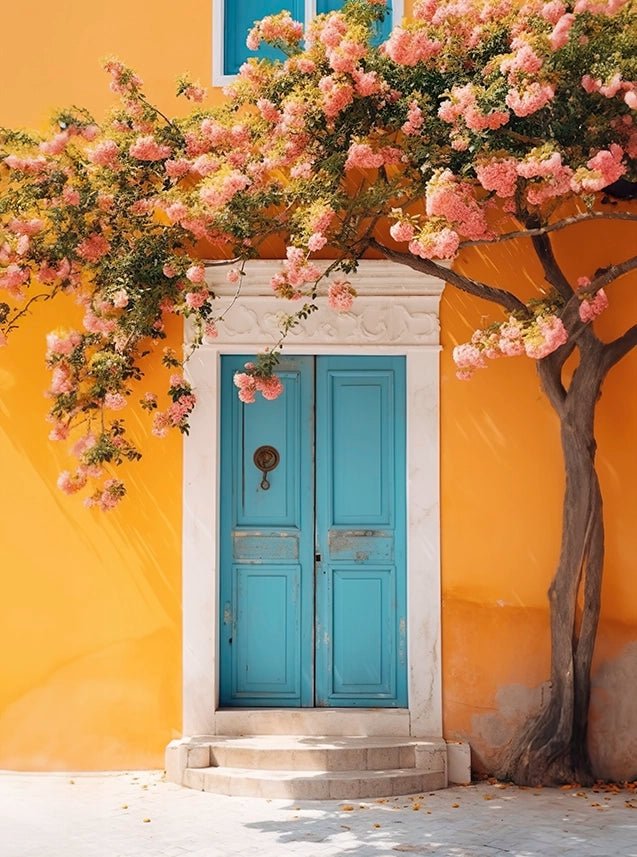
[499, 341, 607, 786]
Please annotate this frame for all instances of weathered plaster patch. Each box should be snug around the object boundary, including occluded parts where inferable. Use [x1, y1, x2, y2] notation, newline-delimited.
[468, 683, 545, 773]
[589, 641, 637, 781]
[463, 644, 637, 780]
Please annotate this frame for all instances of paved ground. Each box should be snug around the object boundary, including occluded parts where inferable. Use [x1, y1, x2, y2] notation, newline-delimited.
[2, 772, 637, 857]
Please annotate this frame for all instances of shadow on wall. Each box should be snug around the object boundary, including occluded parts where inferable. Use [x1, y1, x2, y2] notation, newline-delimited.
[468, 641, 637, 781]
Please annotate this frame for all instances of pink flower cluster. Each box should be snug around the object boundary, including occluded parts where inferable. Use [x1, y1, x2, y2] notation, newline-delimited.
[246, 12, 303, 51]
[87, 140, 120, 168]
[318, 77, 355, 119]
[475, 158, 519, 197]
[129, 135, 172, 161]
[327, 280, 356, 312]
[409, 226, 460, 260]
[270, 246, 322, 298]
[453, 312, 569, 379]
[582, 73, 637, 108]
[344, 142, 401, 171]
[76, 233, 110, 263]
[233, 367, 284, 404]
[152, 380, 197, 437]
[199, 170, 251, 209]
[425, 170, 491, 240]
[505, 82, 555, 117]
[517, 149, 573, 205]
[85, 478, 126, 512]
[3, 154, 48, 174]
[578, 279, 609, 322]
[384, 27, 442, 66]
[571, 144, 626, 192]
[439, 84, 510, 132]
[402, 101, 425, 136]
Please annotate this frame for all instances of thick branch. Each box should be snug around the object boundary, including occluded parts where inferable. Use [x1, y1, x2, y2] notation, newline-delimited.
[370, 239, 528, 314]
[458, 212, 637, 250]
[603, 323, 637, 370]
[588, 254, 637, 292]
[530, 231, 573, 300]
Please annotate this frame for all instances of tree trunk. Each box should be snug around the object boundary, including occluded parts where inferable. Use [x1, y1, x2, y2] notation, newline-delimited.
[499, 343, 607, 786]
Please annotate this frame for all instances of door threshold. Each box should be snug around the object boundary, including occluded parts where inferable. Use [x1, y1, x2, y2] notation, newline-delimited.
[213, 708, 411, 737]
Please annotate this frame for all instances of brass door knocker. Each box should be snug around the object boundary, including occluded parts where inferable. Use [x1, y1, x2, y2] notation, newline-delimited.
[253, 445, 280, 490]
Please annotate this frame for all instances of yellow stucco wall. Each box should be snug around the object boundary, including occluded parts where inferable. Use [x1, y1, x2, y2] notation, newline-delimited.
[1, 0, 636, 775]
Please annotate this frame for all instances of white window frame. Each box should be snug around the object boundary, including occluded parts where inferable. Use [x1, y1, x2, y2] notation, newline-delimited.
[212, 0, 405, 87]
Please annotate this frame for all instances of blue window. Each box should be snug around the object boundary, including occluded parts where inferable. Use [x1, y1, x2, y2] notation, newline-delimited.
[216, 1, 398, 82]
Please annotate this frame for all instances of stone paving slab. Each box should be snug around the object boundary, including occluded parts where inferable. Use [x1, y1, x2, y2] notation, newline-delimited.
[1, 771, 636, 857]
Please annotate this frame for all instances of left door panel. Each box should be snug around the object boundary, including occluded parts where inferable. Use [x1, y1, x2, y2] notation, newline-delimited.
[219, 356, 315, 706]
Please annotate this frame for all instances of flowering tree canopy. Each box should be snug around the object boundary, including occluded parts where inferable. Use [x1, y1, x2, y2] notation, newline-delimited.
[1, 0, 636, 785]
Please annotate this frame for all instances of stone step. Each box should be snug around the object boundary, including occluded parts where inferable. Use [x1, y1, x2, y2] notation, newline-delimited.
[183, 735, 448, 773]
[183, 765, 447, 800]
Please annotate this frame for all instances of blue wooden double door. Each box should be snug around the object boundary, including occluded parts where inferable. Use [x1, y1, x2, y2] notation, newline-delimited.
[220, 356, 407, 708]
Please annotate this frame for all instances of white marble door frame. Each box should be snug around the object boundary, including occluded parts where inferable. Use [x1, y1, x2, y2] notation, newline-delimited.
[181, 260, 444, 738]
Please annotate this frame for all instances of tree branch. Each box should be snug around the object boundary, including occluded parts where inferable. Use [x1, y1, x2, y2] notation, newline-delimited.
[457, 212, 637, 250]
[530, 228, 573, 301]
[603, 324, 637, 370]
[370, 239, 529, 314]
[460, 211, 637, 250]
[588, 254, 637, 293]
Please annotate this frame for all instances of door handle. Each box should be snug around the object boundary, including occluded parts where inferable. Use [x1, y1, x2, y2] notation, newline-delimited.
[253, 445, 280, 490]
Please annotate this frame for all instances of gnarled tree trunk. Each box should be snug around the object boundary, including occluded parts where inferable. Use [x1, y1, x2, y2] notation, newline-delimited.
[500, 339, 607, 786]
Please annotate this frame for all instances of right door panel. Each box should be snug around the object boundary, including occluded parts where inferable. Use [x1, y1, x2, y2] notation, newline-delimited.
[315, 356, 407, 707]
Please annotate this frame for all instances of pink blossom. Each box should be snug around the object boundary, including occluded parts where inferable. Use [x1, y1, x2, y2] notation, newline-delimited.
[327, 280, 356, 312]
[76, 233, 110, 262]
[318, 77, 355, 119]
[46, 331, 81, 357]
[50, 366, 74, 394]
[308, 233, 327, 252]
[165, 202, 189, 223]
[345, 142, 384, 171]
[384, 27, 442, 66]
[8, 218, 43, 236]
[476, 158, 519, 197]
[500, 44, 543, 78]
[390, 221, 416, 242]
[409, 228, 460, 260]
[57, 469, 87, 494]
[572, 143, 626, 191]
[61, 187, 81, 206]
[233, 372, 258, 404]
[227, 268, 241, 284]
[453, 343, 487, 371]
[247, 12, 303, 51]
[87, 140, 120, 168]
[165, 158, 192, 179]
[579, 288, 609, 322]
[352, 69, 382, 97]
[112, 289, 129, 308]
[48, 421, 69, 441]
[402, 101, 425, 135]
[129, 135, 171, 161]
[40, 131, 69, 155]
[327, 39, 367, 75]
[257, 99, 281, 123]
[541, 0, 567, 24]
[549, 13, 575, 49]
[104, 392, 127, 410]
[524, 315, 568, 358]
[199, 170, 251, 208]
[183, 83, 205, 103]
[185, 290, 208, 309]
[506, 83, 555, 117]
[205, 321, 218, 338]
[3, 154, 47, 173]
[426, 170, 491, 240]
[186, 265, 206, 284]
[0, 263, 29, 296]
